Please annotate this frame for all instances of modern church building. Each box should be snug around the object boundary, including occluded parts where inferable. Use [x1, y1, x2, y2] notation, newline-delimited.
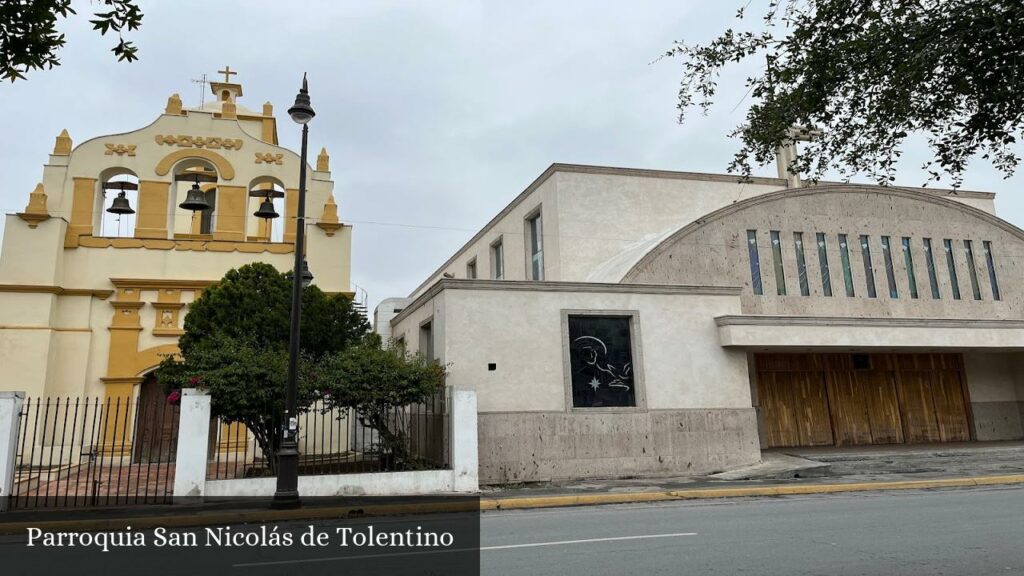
[378, 161, 1024, 485]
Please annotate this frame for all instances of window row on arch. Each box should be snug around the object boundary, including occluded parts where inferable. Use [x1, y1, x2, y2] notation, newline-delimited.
[745, 230, 1001, 301]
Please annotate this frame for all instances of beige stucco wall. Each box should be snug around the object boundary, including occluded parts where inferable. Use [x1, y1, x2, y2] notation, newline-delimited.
[393, 282, 749, 413]
[391, 280, 759, 483]
[627, 186, 1022, 320]
[405, 167, 992, 300]
[717, 320, 1024, 350]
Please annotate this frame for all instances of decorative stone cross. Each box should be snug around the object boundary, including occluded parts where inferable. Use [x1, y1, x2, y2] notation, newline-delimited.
[218, 66, 237, 83]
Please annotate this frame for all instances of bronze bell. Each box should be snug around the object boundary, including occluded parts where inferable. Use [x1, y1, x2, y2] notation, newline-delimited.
[106, 191, 135, 215]
[253, 196, 279, 219]
[179, 183, 211, 212]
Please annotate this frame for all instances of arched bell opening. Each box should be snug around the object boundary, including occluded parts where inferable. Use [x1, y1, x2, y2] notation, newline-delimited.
[97, 168, 140, 238]
[171, 159, 219, 237]
[247, 176, 286, 242]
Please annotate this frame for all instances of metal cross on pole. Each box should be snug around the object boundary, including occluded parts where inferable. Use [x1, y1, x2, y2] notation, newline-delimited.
[218, 66, 238, 83]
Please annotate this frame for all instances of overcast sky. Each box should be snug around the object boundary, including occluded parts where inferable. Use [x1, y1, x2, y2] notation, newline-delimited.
[3, 1, 1023, 312]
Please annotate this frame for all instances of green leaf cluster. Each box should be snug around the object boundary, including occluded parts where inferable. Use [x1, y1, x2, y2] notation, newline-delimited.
[668, 0, 1024, 187]
[1, 0, 141, 82]
[156, 262, 445, 473]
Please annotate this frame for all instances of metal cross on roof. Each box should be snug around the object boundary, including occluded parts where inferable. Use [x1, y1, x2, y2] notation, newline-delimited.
[218, 66, 237, 83]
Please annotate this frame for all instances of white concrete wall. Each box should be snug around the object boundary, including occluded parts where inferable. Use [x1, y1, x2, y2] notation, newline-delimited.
[402, 165, 993, 300]
[206, 470, 455, 498]
[555, 171, 783, 282]
[718, 322, 1024, 350]
[173, 389, 211, 498]
[393, 283, 748, 413]
[179, 386, 478, 497]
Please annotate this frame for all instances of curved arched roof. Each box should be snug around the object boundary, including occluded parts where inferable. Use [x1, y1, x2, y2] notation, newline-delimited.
[617, 184, 1024, 283]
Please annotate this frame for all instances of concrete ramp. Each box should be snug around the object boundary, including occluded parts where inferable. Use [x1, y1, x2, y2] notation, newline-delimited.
[709, 452, 831, 481]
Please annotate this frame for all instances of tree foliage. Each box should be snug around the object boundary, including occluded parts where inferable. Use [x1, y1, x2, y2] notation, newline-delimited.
[319, 338, 447, 470]
[178, 263, 368, 358]
[156, 263, 370, 473]
[668, 0, 1024, 187]
[1, 0, 142, 82]
[156, 263, 445, 474]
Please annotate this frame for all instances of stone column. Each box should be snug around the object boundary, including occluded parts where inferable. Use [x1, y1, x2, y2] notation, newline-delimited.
[135, 180, 171, 239]
[212, 185, 248, 242]
[173, 389, 211, 499]
[0, 392, 26, 512]
[451, 386, 479, 493]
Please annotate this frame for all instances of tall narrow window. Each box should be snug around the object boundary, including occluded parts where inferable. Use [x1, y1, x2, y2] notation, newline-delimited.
[963, 240, 982, 300]
[527, 212, 544, 280]
[923, 238, 941, 299]
[491, 239, 504, 280]
[816, 233, 832, 297]
[943, 239, 961, 300]
[466, 258, 477, 279]
[983, 241, 1001, 301]
[793, 232, 810, 296]
[747, 230, 763, 295]
[859, 234, 877, 298]
[770, 230, 787, 295]
[881, 236, 898, 299]
[838, 234, 855, 297]
[901, 237, 919, 299]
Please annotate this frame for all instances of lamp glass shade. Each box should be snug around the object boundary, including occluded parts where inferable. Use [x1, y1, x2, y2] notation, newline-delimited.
[289, 73, 315, 125]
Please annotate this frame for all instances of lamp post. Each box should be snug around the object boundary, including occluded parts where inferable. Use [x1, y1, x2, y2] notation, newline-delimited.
[271, 73, 315, 509]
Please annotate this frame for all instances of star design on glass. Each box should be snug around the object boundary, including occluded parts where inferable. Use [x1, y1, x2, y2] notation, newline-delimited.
[588, 377, 601, 391]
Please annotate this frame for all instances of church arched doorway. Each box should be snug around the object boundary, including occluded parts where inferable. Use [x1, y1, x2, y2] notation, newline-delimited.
[132, 373, 180, 463]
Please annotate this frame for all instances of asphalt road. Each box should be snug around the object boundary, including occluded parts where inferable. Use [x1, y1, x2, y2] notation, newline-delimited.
[479, 485, 1024, 576]
[4, 485, 1022, 575]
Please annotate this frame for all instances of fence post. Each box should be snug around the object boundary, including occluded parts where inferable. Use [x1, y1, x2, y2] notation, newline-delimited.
[173, 389, 211, 499]
[450, 386, 478, 493]
[0, 392, 25, 512]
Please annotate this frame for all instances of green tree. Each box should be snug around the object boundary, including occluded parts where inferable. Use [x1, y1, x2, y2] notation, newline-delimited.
[668, 0, 1024, 187]
[156, 262, 370, 473]
[318, 338, 447, 470]
[1, 0, 142, 82]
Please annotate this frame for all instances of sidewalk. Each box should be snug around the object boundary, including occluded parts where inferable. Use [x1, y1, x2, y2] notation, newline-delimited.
[2, 442, 1023, 533]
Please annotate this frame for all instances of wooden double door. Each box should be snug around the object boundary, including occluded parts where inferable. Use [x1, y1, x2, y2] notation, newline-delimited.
[756, 353, 971, 448]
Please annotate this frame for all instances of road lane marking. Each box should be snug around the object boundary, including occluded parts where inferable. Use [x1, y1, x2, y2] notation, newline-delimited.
[479, 532, 698, 551]
[232, 532, 698, 568]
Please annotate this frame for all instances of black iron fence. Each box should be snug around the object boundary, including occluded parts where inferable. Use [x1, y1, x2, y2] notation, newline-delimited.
[9, 397, 180, 510]
[207, 387, 450, 480]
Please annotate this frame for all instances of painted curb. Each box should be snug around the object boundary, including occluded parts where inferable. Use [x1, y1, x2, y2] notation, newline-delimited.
[1, 474, 1022, 535]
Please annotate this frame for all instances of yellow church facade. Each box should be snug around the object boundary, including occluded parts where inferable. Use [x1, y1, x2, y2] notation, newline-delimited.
[0, 72, 352, 407]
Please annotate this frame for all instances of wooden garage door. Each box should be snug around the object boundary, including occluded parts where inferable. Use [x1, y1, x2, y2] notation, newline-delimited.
[827, 370, 903, 446]
[756, 353, 970, 448]
[759, 371, 833, 447]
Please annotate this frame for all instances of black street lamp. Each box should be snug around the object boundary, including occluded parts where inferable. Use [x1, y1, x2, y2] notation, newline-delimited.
[271, 73, 316, 509]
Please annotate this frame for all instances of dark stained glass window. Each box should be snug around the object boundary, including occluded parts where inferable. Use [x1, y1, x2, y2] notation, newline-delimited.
[568, 315, 636, 408]
[747, 230, 763, 295]
[983, 241, 1001, 301]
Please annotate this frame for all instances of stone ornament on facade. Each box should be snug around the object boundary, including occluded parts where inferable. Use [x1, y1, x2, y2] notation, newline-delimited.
[317, 147, 330, 172]
[165, 93, 184, 115]
[254, 152, 284, 165]
[316, 196, 343, 236]
[104, 143, 137, 156]
[52, 128, 73, 156]
[155, 134, 243, 150]
[16, 183, 51, 228]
